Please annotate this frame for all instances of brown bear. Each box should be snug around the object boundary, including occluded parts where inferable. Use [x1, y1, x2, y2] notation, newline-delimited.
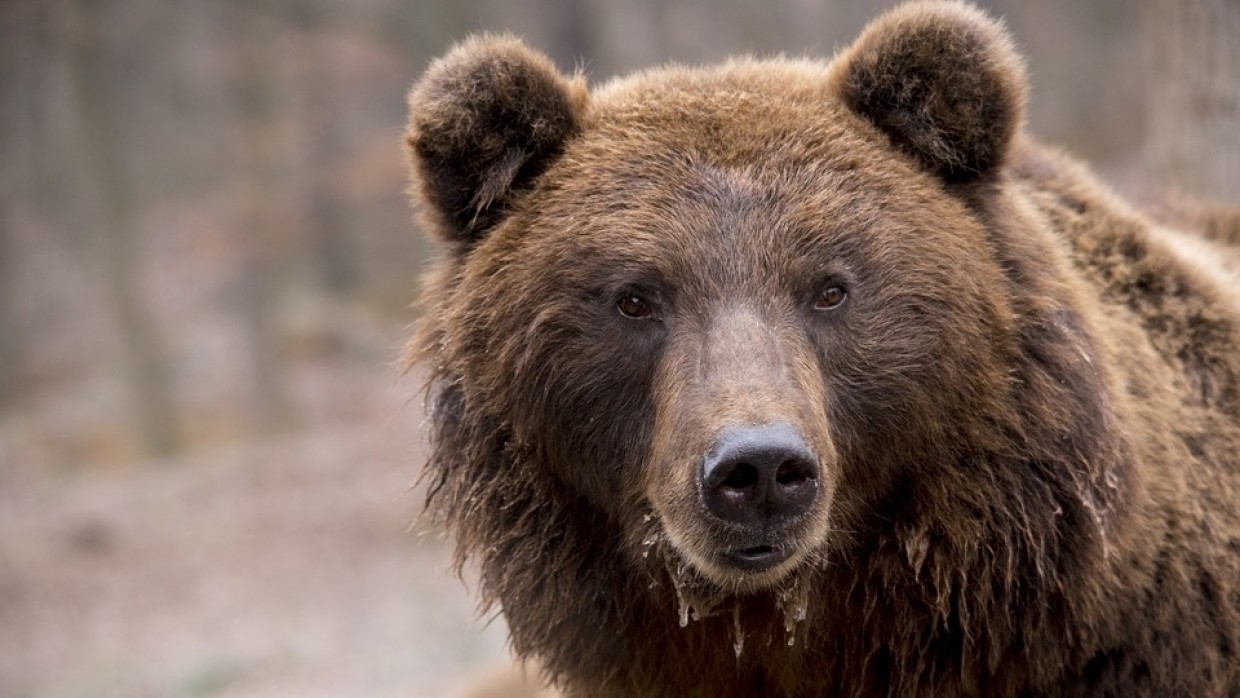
[403, 2, 1240, 696]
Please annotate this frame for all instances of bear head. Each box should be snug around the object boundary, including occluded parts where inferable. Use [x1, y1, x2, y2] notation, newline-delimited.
[406, 0, 1121, 628]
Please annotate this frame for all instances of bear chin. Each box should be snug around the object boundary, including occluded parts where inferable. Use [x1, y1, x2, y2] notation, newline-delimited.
[648, 526, 825, 635]
[654, 514, 831, 594]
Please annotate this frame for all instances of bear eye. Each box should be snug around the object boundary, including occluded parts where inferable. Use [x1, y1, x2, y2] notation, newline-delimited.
[814, 285, 848, 310]
[617, 292, 654, 319]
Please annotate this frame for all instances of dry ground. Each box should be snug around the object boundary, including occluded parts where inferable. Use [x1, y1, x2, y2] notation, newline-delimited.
[0, 388, 509, 698]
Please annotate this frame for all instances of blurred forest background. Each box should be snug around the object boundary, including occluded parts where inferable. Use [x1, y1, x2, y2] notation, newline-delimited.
[0, 0, 1235, 697]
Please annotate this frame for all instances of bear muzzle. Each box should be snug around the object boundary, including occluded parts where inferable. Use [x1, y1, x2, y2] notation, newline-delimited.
[697, 422, 823, 574]
[645, 305, 835, 585]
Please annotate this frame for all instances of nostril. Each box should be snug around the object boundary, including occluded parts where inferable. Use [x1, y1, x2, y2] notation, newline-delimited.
[719, 462, 759, 490]
[775, 459, 815, 486]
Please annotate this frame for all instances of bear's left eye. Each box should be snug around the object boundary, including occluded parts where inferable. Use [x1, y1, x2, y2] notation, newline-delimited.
[814, 285, 848, 310]
[617, 292, 654, 319]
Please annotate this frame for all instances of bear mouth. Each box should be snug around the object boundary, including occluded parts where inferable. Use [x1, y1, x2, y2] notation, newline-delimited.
[722, 543, 792, 572]
[651, 509, 825, 591]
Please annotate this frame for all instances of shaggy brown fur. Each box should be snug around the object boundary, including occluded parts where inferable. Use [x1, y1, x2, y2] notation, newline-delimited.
[404, 2, 1240, 696]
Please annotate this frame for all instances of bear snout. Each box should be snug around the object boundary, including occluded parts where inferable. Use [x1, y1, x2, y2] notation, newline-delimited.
[700, 422, 820, 527]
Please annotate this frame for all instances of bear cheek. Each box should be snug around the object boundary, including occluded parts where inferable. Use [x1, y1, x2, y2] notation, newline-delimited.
[492, 295, 662, 516]
[642, 369, 707, 544]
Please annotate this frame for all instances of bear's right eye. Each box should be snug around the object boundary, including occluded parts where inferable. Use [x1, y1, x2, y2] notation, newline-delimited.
[617, 292, 654, 319]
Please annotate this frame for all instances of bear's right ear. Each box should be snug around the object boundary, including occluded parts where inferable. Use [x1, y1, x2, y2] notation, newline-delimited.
[405, 36, 587, 246]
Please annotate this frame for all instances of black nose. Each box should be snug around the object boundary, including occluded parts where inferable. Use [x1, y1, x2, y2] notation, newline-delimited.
[700, 423, 819, 525]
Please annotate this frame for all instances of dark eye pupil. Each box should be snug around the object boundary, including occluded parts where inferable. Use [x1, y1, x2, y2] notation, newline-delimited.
[618, 293, 652, 318]
[817, 286, 846, 309]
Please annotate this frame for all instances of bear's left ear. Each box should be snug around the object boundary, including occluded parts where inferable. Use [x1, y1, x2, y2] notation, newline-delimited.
[829, 2, 1027, 183]
[406, 35, 588, 246]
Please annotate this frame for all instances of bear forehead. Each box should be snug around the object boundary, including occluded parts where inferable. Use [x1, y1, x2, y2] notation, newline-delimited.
[498, 140, 980, 310]
[516, 62, 962, 261]
[463, 56, 992, 298]
[593, 57, 838, 112]
[581, 58, 875, 167]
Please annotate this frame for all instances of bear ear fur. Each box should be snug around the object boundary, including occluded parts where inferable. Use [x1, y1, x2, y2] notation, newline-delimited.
[406, 35, 587, 245]
[829, 1, 1027, 183]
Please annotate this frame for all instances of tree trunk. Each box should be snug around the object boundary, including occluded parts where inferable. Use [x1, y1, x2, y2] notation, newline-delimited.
[1143, 0, 1240, 203]
[0, 190, 17, 413]
[66, 0, 180, 456]
[234, 9, 297, 436]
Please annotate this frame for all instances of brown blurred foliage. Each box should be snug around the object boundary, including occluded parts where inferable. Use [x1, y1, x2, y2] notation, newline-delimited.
[2, 0, 1234, 471]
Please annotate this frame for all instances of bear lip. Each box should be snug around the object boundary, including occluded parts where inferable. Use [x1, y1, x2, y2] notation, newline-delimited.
[721, 543, 792, 572]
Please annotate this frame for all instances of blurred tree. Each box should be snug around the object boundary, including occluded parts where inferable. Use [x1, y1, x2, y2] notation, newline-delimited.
[300, 32, 361, 297]
[66, 0, 180, 456]
[0, 192, 15, 413]
[247, 0, 363, 299]
[1144, 0, 1239, 203]
[0, 1, 37, 413]
[233, 7, 298, 436]
[0, 0, 1201, 472]
[541, 0, 592, 69]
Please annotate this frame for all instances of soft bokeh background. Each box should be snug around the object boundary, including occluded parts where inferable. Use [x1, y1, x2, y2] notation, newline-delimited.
[1, 1, 1235, 697]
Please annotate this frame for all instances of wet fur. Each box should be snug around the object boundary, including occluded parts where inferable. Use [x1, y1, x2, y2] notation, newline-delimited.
[405, 2, 1240, 696]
